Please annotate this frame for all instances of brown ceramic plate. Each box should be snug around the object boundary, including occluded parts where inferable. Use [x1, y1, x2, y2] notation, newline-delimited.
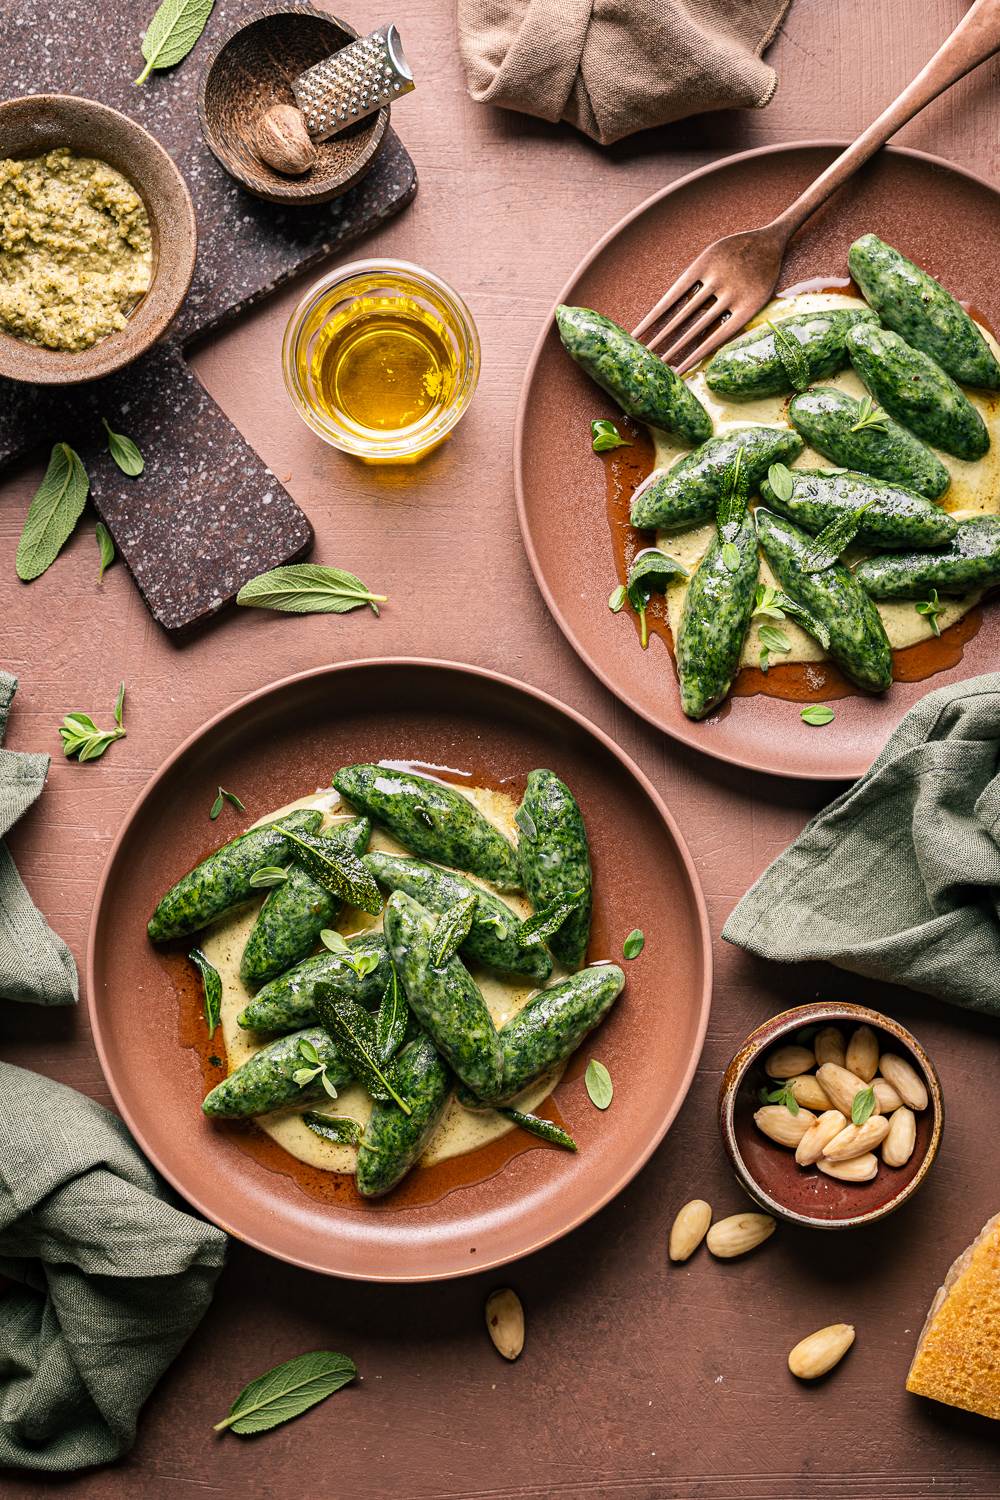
[87, 660, 711, 1281]
[515, 142, 1000, 780]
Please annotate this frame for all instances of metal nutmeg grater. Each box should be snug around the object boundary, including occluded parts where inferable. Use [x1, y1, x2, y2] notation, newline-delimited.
[293, 23, 414, 142]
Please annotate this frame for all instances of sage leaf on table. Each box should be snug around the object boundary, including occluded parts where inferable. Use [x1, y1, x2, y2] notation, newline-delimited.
[500, 1108, 578, 1151]
[318, 988, 412, 1114]
[249, 867, 289, 889]
[102, 418, 145, 476]
[376, 965, 409, 1064]
[236, 564, 387, 617]
[95, 522, 116, 580]
[852, 1085, 877, 1126]
[189, 948, 221, 1038]
[766, 462, 795, 503]
[515, 889, 585, 949]
[59, 682, 126, 762]
[916, 589, 943, 637]
[623, 928, 644, 960]
[302, 1112, 363, 1146]
[209, 786, 245, 820]
[802, 502, 872, 572]
[585, 1059, 613, 1110]
[591, 419, 631, 453]
[801, 704, 835, 727]
[768, 321, 810, 392]
[759, 1081, 800, 1116]
[431, 893, 478, 968]
[278, 826, 382, 915]
[16, 443, 89, 582]
[213, 1350, 357, 1436]
[135, 0, 215, 85]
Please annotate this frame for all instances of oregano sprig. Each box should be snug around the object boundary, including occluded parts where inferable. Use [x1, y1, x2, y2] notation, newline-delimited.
[759, 1080, 800, 1115]
[850, 395, 889, 434]
[591, 419, 631, 453]
[59, 682, 126, 762]
[916, 589, 944, 637]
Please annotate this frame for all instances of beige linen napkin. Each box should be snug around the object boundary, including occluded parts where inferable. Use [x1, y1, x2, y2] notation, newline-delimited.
[458, 0, 792, 144]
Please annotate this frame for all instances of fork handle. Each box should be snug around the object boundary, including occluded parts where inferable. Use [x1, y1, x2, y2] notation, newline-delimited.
[770, 0, 1000, 241]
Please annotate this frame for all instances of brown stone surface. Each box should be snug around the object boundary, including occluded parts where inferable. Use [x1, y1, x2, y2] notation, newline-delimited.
[2, 0, 1000, 1493]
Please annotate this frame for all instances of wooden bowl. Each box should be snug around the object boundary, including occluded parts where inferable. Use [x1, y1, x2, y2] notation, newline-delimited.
[198, 4, 389, 206]
[719, 1002, 943, 1230]
[0, 95, 196, 386]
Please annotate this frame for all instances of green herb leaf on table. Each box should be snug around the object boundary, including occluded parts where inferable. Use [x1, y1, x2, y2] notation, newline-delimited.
[102, 418, 145, 476]
[209, 786, 245, 821]
[767, 322, 810, 393]
[625, 548, 689, 649]
[516, 889, 585, 949]
[95, 521, 116, 580]
[318, 988, 412, 1114]
[16, 443, 89, 582]
[766, 462, 795, 503]
[431, 893, 478, 968]
[591, 419, 631, 453]
[236, 564, 387, 617]
[608, 584, 627, 613]
[278, 826, 382, 915]
[319, 929, 350, 953]
[623, 928, 644, 960]
[302, 1113, 362, 1146]
[916, 589, 943, 637]
[375, 965, 409, 1065]
[135, 0, 215, 86]
[189, 947, 221, 1038]
[513, 803, 537, 842]
[850, 395, 889, 434]
[585, 1059, 613, 1110]
[759, 1081, 800, 1115]
[114, 682, 125, 727]
[58, 683, 126, 762]
[800, 704, 835, 727]
[249, 867, 289, 890]
[852, 1085, 877, 1126]
[213, 1350, 357, 1436]
[802, 502, 873, 572]
[500, 1107, 578, 1151]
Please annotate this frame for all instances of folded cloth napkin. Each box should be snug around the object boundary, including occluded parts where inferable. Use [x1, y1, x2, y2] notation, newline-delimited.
[0, 1062, 227, 1471]
[723, 674, 1000, 1014]
[0, 673, 77, 1006]
[457, 0, 792, 145]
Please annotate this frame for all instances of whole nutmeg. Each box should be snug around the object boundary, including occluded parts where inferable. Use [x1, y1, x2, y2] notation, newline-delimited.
[252, 103, 318, 176]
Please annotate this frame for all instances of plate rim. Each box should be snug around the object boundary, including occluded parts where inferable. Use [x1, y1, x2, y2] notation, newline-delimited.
[513, 139, 1000, 782]
[86, 656, 714, 1281]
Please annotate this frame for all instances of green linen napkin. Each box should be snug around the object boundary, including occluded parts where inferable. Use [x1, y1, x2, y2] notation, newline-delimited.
[0, 672, 78, 1006]
[0, 1062, 227, 1471]
[723, 674, 1000, 1013]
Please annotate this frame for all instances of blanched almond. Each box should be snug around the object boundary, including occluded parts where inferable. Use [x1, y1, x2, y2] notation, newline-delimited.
[788, 1074, 832, 1111]
[845, 1025, 879, 1082]
[878, 1053, 928, 1111]
[817, 1152, 879, 1183]
[795, 1109, 847, 1166]
[754, 1104, 816, 1147]
[788, 1323, 855, 1380]
[872, 1077, 903, 1113]
[764, 1044, 815, 1079]
[882, 1106, 916, 1168]
[485, 1288, 524, 1360]
[669, 1199, 712, 1262]
[814, 1026, 846, 1068]
[706, 1212, 775, 1259]
[816, 1062, 869, 1116]
[822, 1115, 890, 1161]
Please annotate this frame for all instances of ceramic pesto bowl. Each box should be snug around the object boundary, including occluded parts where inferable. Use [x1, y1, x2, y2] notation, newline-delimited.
[0, 94, 197, 385]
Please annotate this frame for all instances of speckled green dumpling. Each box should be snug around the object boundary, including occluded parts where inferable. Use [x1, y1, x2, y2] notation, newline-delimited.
[515, 770, 592, 968]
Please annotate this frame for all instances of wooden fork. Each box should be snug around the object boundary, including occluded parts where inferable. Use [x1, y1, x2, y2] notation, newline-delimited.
[634, 0, 1000, 372]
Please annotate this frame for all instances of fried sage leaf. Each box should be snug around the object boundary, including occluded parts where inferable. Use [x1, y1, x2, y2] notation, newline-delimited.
[500, 1107, 578, 1151]
[16, 443, 89, 582]
[375, 964, 410, 1064]
[279, 826, 382, 915]
[431, 893, 478, 968]
[189, 947, 221, 1037]
[802, 502, 873, 572]
[317, 989, 412, 1114]
[516, 889, 585, 949]
[302, 1112, 362, 1146]
[213, 1350, 357, 1435]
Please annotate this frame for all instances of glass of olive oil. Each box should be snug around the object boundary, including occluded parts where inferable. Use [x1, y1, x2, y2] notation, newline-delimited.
[282, 260, 481, 461]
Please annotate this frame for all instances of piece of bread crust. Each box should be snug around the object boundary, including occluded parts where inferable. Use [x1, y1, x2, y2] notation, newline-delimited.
[906, 1212, 1000, 1420]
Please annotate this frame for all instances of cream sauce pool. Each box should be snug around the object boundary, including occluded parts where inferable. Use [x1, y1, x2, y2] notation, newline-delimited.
[201, 781, 565, 1177]
[651, 291, 1000, 666]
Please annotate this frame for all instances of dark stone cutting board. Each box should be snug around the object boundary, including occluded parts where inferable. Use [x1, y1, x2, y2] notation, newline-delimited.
[1, 0, 417, 630]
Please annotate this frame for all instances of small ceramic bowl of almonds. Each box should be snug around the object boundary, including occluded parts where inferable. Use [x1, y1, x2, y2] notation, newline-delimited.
[718, 1002, 943, 1229]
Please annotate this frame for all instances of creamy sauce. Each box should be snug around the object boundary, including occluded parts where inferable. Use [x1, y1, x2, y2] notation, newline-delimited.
[200, 783, 566, 1178]
[651, 291, 1000, 666]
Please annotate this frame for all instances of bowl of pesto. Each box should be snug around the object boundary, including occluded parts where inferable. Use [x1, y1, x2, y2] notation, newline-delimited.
[0, 93, 196, 384]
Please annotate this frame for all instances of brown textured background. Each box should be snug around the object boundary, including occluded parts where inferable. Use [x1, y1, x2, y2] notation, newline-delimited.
[2, 0, 1000, 1494]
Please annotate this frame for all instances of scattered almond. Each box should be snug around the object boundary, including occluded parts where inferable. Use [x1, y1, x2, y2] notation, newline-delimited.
[669, 1199, 712, 1262]
[872, 1077, 903, 1113]
[814, 1026, 846, 1068]
[882, 1106, 917, 1167]
[878, 1053, 928, 1111]
[822, 1114, 890, 1161]
[845, 1025, 879, 1082]
[754, 1104, 817, 1147]
[788, 1073, 832, 1111]
[795, 1109, 847, 1167]
[788, 1323, 856, 1380]
[818, 1152, 879, 1183]
[485, 1288, 524, 1360]
[706, 1212, 775, 1259]
[764, 1044, 815, 1079]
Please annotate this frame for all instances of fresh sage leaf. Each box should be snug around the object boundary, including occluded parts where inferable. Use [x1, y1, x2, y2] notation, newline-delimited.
[916, 589, 943, 637]
[623, 928, 644, 960]
[758, 623, 791, 655]
[375, 965, 409, 1065]
[318, 988, 412, 1114]
[278, 826, 382, 915]
[591, 419, 631, 453]
[114, 682, 125, 728]
[759, 1081, 800, 1116]
[500, 1107, 577, 1151]
[850, 395, 889, 434]
[102, 418, 145, 476]
[626, 548, 689, 649]
[852, 1085, 877, 1127]
[800, 704, 835, 727]
[768, 321, 810, 392]
[776, 595, 832, 650]
[802, 502, 872, 572]
[513, 803, 537, 842]
[135, 0, 215, 85]
[516, 889, 585, 949]
[431, 893, 478, 968]
[95, 521, 116, 580]
[721, 541, 740, 573]
[584, 1058, 613, 1110]
[236, 564, 387, 617]
[766, 462, 795, 503]
[59, 684, 126, 762]
[213, 1350, 357, 1436]
[16, 443, 89, 582]
[249, 867, 289, 889]
[716, 444, 749, 539]
[608, 583, 628, 613]
[319, 929, 349, 954]
[189, 947, 221, 1038]
[302, 1112, 362, 1146]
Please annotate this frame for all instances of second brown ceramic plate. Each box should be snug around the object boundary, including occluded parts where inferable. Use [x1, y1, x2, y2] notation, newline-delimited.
[88, 660, 711, 1281]
[515, 143, 1000, 780]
